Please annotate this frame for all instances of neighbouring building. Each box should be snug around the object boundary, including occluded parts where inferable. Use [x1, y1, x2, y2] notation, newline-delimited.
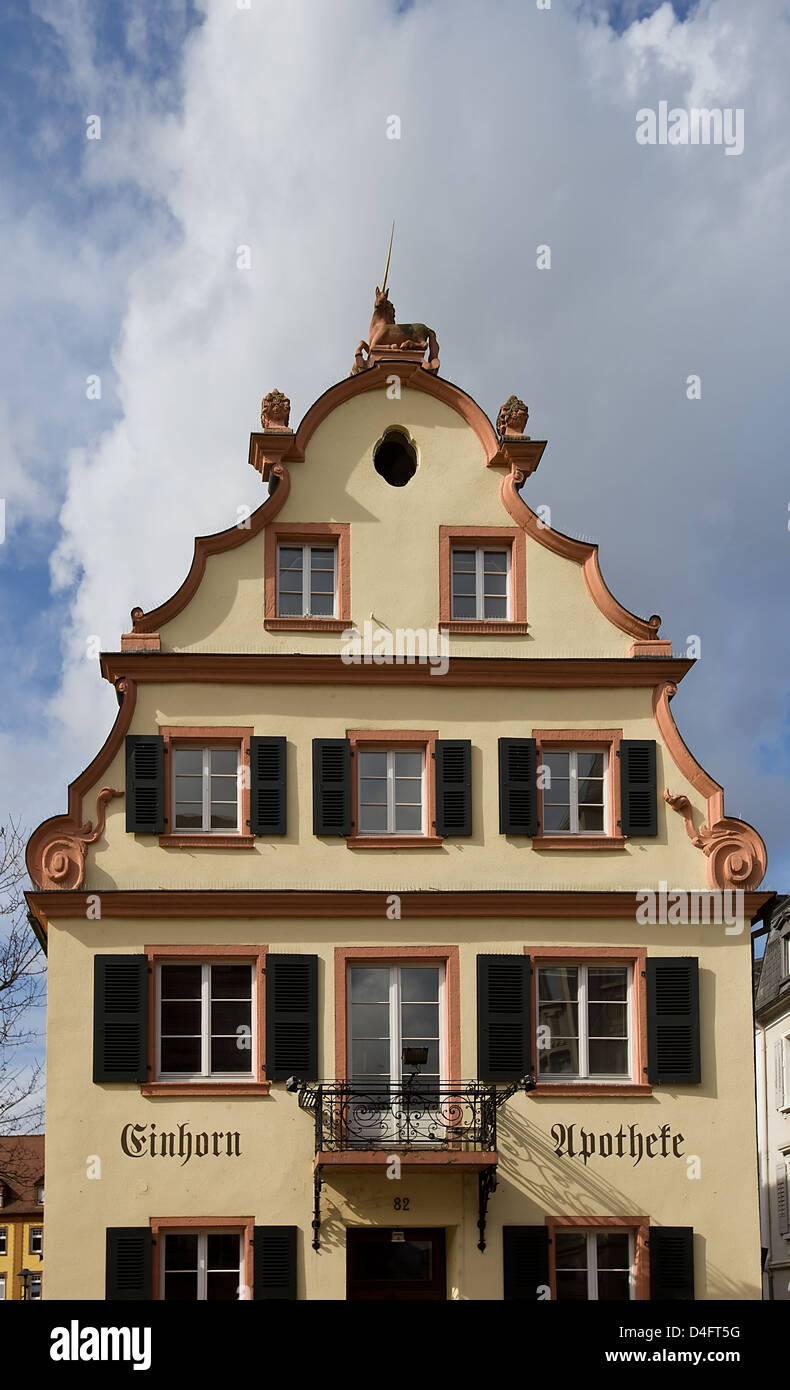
[26, 287, 772, 1301]
[754, 894, 790, 1299]
[0, 1134, 45, 1300]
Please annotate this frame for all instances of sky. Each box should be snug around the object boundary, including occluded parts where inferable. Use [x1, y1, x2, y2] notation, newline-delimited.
[0, 0, 789, 1087]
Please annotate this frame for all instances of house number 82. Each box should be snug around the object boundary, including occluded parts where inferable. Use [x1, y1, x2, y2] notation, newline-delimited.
[393, 1197, 410, 1210]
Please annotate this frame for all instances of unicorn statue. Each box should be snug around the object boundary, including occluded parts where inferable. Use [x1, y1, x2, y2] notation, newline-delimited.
[351, 224, 440, 375]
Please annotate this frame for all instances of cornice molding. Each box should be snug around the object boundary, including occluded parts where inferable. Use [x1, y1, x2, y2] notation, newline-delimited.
[99, 653, 693, 688]
[26, 888, 774, 936]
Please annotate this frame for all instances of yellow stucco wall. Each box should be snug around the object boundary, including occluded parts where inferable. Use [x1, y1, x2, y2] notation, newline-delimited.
[0, 1218, 44, 1300]
[43, 914, 760, 1300]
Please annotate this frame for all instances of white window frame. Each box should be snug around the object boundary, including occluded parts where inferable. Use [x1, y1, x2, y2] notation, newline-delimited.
[0, 1228, 6, 1257]
[450, 546, 511, 621]
[29, 1226, 43, 1255]
[29, 1274, 42, 1300]
[0, 1273, 5, 1300]
[156, 961, 256, 1082]
[347, 962, 447, 1087]
[160, 1229, 244, 1301]
[36, 1186, 44, 1205]
[542, 747, 609, 835]
[357, 748, 426, 837]
[537, 962, 633, 1082]
[172, 745, 241, 835]
[555, 1228, 635, 1301]
[780, 1034, 790, 1112]
[276, 541, 338, 619]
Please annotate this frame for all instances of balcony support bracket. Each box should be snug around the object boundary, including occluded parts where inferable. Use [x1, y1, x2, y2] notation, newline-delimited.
[312, 1164, 323, 1251]
[477, 1165, 498, 1252]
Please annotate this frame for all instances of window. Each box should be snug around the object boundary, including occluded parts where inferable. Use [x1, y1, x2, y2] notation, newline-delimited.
[555, 1229, 634, 1300]
[0, 1228, 6, 1256]
[29, 1275, 42, 1300]
[162, 1230, 243, 1301]
[29, 1226, 43, 1255]
[358, 749, 424, 836]
[0, 1273, 5, 1300]
[538, 963, 631, 1080]
[542, 749, 607, 834]
[783, 935, 790, 980]
[36, 1185, 44, 1205]
[172, 746, 240, 833]
[157, 963, 254, 1081]
[451, 547, 510, 620]
[277, 542, 337, 618]
[349, 963, 444, 1089]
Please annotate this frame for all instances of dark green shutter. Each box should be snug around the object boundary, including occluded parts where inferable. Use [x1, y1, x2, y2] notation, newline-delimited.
[649, 1227, 694, 1300]
[312, 738, 351, 835]
[620, 739, 657, 836]
[250, 736, 287, 834]
[477, 954, 531, 1081]
[503, 1226, 550, 1300]
[435, 739, 472, 837]
[125, 735, 164, 833]
[646, 957, 701, 1084]
[499, 738, 538, 835]
[265, 955, 318, 1081]
[106, 1228, 152, 1300]
[254, 1226, 298, 1300]
[93, 955, 148, 1083]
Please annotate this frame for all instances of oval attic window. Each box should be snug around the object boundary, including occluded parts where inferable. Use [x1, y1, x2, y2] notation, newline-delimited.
[373, 429, 417, 487]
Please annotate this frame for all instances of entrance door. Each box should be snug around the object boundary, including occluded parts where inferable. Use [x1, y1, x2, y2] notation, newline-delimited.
[346, 1229, 446, 1301]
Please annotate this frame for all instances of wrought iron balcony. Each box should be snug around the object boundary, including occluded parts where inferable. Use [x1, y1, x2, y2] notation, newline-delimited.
[298, 1078, 516, 1154]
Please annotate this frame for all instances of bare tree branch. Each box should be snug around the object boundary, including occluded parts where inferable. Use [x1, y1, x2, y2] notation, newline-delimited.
[0, 817, 45, 1143]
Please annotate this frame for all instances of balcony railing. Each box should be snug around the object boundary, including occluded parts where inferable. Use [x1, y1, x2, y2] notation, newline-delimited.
[298, 1079, 518, 1153]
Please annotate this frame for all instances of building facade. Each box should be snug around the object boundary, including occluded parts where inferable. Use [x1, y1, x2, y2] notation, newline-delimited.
[27, 296, 771, 1300]
[754, 895, 790, 1299]
[0, 1135, 45, 1300]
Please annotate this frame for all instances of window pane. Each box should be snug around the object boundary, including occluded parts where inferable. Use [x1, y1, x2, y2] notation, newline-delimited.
[212, 965, 251, 999]
[359, 803, 387, 832]
[451, 595, 477, 618]
[543, 776, 570, 803]
[556, 1271, 588, 1300]
[175, 775, 202, 801]
[161, 1036, 202, 1072]
[588, 1039, 629, 1074]
[452, 550, 476, 571]
[539, 967, 578, 1002]
[394, 751, 423, 778]
[483, 551, 508, 573]
[360, 777, 387, 804]
[452, 572, 476, 596]
[210, 804, 238, 830]
[161, 1000, 201, 1034]
[359, 751, 387, 778]
[401, 1003, 439, 1037]
[538, 1001, 578, 1038]
[556, 1232, 587, 1267]
[587, 1002, 627, 1037]
[394, 803, 422, 832]
[210, 749, 237, 776]
[352, 1003, 390, 1035]
[588, 968, 627, 1002]
[351, 969, 389, 1002]
[207, 1234, 240, 1269]
[352, 1040, 390, 1074]
[206, 1272, 240, 1301]
[277, 592, 302, 616]
[175, 807, 203, 829]
[164, 1272, 199, 1301]
[174, 748, 202, 775]
[165, 1234, 198, 1270]
[577, 752, 604, 779]
[543, 752, 570, 778]
[539, 1038, 579, 1074]
[401, 1040, 439, 1073]
[211, 1000, 251, 1035]
[161, 965, 202, 998]
[483, 595, 507, 618]
[401, 968, 440, 1002]
[309, 591, 334, 616]
[310, 548, 334, 570]
[577, 778, 604, 807]
[596, 1232, 630, 1268]
[543, 805, 572, 832]
[211, 1035, 252, 1072]
[278, 547, 303, 571]
[394, 778, 421, 802]
[483, 572, 507, 596]
[577, 805, 604, 832]
[597, 1271, 630, 1300]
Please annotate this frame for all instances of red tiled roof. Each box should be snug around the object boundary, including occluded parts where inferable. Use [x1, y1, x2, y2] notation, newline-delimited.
[0, 1134, 44, 1216]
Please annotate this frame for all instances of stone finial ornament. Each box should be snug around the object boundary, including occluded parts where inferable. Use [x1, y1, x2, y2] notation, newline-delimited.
[664, 789, 768, 891]
[261, 389, 291, 432]
[27, 787, 124, 891]
[497, 396, 530, 439]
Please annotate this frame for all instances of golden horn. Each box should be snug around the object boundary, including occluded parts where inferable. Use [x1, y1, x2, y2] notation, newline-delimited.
[381, 220, 395, 294]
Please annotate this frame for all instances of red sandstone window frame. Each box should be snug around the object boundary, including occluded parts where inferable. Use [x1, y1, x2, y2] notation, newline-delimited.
[150, 1215, 254, 1302]
[158, 726, 255, 849]
[142, 944, 269, 1096]
[527, 945, 651, 1097]
[334, 946, 462, 1082]
[439, 525, 527, 634]
[531, 728, 626, 849]
[346, 729, 443, 849]
[264, 522, 351, 631]
[545, 1215, 650, 1301]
